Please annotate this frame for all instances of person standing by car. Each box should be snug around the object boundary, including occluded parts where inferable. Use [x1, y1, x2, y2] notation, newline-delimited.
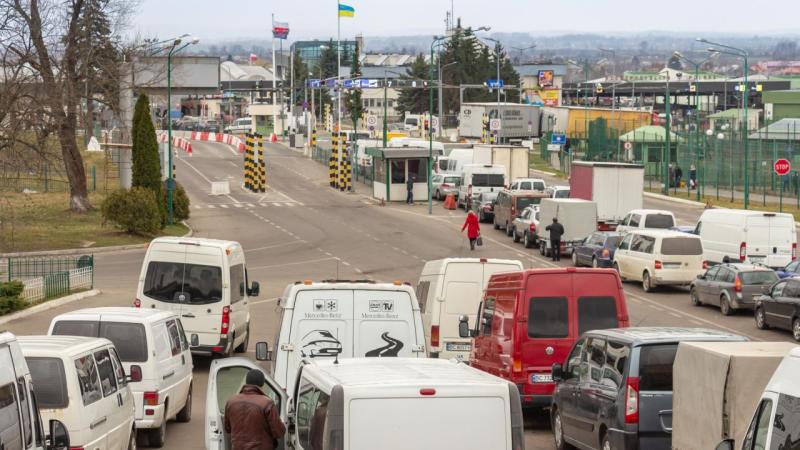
[545, 217, 565, 261]
[406, 176, 415, 204]
[465, 184, 474, 211]
[224, 369, 286, 450]
[462, 210, 481, 251]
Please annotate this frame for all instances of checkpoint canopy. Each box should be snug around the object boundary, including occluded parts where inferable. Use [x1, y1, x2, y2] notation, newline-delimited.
[366, 147, 431, 202]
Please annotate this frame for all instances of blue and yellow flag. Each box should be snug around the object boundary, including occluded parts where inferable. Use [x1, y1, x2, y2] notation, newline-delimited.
[338, 3, 355, 17]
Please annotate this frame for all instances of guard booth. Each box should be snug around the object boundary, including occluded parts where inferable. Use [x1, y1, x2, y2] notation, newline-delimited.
[248, 104, 277, 136]
[366, 147, 431, 202]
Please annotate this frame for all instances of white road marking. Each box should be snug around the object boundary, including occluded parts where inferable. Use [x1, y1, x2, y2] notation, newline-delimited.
[245, 241, 305, 253]
[207, 205, 216, 209]
[220, 204, 229, 209]
[234, 204, 243, 208]
[248, 297, 280, 305]
[248, 256, 339, 270]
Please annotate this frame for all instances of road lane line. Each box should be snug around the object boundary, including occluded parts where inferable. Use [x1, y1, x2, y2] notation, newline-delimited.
[220, 204, 228, 209]
[245, 241, 305, 253]
[248, 256, 339, 270]
[248, 297, 280, 305]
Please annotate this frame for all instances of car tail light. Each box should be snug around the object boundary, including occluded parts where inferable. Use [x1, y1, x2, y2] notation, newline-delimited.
[134, 298, 141, 308]
[529, 224, 537, 233]
[735, 276, 742, 292]
[625, 377, 640, 424]
[740, 242, 747, 262]
[793, 243, 797, 260]
[654, 260, 663, 270]
[143, 391, 159, 406]
[221, 306, 230, 335]
[419, 388, 436, 396]
[511, 206, 516, 217]
[602, 248, 610, 258]
[69, 447, 85, 450]
[512, 357, 522, 374]
[431, 325, 440, 348]
[703, 260, 709, 270]
[441, 183, 450, 188]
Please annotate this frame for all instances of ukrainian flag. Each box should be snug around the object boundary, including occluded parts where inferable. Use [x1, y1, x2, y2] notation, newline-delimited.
[338, 3, 354, 17]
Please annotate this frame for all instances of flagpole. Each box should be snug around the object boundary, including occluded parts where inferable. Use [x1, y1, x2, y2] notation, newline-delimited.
[271, 13, 278, 139]
[336, 1, 342, 184]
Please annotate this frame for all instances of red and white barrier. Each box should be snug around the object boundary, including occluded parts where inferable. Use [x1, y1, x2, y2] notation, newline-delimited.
[157, 132, 193, 155]
[190, 131, 246, 153]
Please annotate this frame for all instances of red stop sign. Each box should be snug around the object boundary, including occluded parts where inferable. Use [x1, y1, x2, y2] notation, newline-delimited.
[775, 159, 792, 176]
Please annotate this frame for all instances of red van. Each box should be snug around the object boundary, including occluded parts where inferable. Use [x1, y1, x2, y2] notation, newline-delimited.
[458, 267, 629, 408]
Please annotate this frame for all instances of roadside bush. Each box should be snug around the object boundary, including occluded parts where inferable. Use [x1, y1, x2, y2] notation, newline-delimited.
[0, 281, 26, 315]
[163, 181, 191, 222]
[101, 187, 161, 235]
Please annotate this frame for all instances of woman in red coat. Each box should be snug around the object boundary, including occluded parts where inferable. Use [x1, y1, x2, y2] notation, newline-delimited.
[461, 210, 481, 250]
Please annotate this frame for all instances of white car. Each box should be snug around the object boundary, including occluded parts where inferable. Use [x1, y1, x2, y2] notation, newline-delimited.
[546, 185, 570, 198]
[224, 117, 252, 134]
[509, 178, 546, 192]
[616, 209, 676, 233]
[512, 206, 540, 248]
[136, 237, 259, 357]
[20, 336, 136, 450]
[613, 229, 706, 292]
[418, 258, 523, 360]
[431, 173, 461, 200]
[49, 307, 194, 448]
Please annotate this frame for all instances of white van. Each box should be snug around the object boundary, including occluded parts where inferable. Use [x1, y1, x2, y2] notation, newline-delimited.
[613, 229, 706, 292]
[457, 164, 507, 208]
[223, 117, 252, 134]
[263, 280, 426, 398]
[715, 346, 800, 450]
[0, 332, 71, 450]
[695, 209, 797, 268]
[136, 237, 259, 357]
[616, 209, 676, 233]
[48, 307, 193, 448]
[417, 258, 523, 360]
[19, 336, 136, 450]
[204, 357, 287, 450]
[277, 358, 525, 450]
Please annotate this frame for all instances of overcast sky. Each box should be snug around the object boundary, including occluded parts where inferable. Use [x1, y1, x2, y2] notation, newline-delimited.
[134, 0, 800, 41]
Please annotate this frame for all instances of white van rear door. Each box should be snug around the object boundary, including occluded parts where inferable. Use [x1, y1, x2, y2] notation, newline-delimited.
[205, 358, 286, 450]
[748, 214, 794, 267]
[353, 290, 417, 357]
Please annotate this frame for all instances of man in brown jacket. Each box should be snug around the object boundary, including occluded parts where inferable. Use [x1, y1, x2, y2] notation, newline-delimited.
[224, 369, 286, 450]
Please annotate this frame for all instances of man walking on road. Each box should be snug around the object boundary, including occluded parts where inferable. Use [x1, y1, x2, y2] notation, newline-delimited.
[224, 369, 286, 450]
[406, 176, 415, 204]
[545, 217, 565, 262]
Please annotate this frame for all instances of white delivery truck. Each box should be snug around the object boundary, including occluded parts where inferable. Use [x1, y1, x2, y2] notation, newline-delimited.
[694, 209, 797, 268]
[457, 164, 507, 208]
[277, 358, 525, 450]
[671, 341, 798, 450]
[417, 258, 524, 360]
[473, 144, 531, 183]
[570, 161, 644, 230]
[536, 198, 598, 257]
[459, 102, 553, 141]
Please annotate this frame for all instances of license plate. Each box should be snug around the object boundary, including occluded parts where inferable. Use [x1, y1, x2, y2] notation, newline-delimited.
[445, 342, 471, 352]
[531, 373, 553, 384]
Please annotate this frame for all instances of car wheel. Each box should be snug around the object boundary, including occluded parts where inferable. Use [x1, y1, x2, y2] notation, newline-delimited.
[494, 220, 500, 230]
[643, 271, 655, 292]
[552, 409, 575, 450]
[176, 386, 192, 423]
[572, 251, 579, 266]
[513, 228, 521, 243]
[720, 295, 733, 316]
[793, 318, 800, 342]
[601, 433, 612, 450]
[592, 257, 599, 269]
[523, 233, 533, 249]
[614, 263, 626, 281]
[128, 427, 137, 450]
[506, 223, 513, 237]
[235, 325, 249, 353]
[480, 211, 485, 222]
[540, 242, 546, 256]
[755, 307, 769, 329]
[149, 416, 167, 448]
[690, 288, 702, 306]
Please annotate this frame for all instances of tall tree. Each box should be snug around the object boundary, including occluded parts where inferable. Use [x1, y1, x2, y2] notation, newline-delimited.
[345, 42, 364, 128]
[291, 49, 309, 107]
[396, 54, 432, 114]
[131, 94, 162, 193]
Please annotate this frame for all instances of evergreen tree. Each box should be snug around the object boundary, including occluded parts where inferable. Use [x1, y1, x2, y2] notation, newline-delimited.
[131, 94, 164, 225]
[291, 49, 309, 107]
[396, 54, 433, 114]
[345, 42, 364, 129]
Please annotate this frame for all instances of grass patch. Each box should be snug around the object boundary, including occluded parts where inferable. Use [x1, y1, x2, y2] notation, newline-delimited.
[529, 155, 568, 179]
[0, 191, 188, 253]
[645, 187, 800, 221]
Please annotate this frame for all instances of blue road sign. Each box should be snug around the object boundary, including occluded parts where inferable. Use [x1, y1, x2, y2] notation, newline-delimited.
[343, 79, 354, 89]
[551, 134, 566, 145]
[487, 79, 505, 89]
[307, 79, 321, 88]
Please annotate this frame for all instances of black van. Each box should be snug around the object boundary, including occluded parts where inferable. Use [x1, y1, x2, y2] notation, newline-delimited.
[550, 327, 746, 450]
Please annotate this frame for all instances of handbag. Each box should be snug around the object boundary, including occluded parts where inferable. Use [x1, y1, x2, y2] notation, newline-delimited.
[476, 235, 483, 246]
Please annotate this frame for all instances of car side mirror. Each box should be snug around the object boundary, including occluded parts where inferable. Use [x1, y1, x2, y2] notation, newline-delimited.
[458, 315, 471, 338]
[714, 439, 735, 450]
[126, 365, 142, 383]
[552, 363, 564, 382]
[762, 285, 772, 295]
[47, 419, 70, 450]
[255, 341, 272, 361]
[248, 281, 260, 297]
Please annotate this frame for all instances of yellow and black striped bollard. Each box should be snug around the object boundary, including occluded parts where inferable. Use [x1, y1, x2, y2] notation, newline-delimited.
[329, 132, 339, 188]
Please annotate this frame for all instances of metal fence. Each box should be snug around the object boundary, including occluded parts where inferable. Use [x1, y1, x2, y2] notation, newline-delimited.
[4, 254, 94, 281]
[3, 255, 94, 305]
[0, 164, 99, 193]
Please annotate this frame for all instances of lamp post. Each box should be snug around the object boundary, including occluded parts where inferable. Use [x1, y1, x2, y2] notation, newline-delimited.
[166, 34, 199, 225]
[698, 38, 750, 208]
[599, 48, 617, 128]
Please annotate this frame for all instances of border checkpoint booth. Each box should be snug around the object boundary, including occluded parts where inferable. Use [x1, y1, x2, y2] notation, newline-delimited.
[366, 147, 431, 202]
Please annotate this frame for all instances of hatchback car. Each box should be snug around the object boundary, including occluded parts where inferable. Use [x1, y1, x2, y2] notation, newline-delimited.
[470, 192, 498, 222]
[572, 232, 624, 268]
[511, 206, 540, 248]
[432, 174, 461, 200]
[775, 260, 800, 279]
[754, 277, 800, 341]
[550, 327, 746, 450]
[690, 263, 779, 315]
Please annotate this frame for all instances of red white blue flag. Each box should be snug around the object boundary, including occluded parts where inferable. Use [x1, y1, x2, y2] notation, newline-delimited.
[272, 21, 289, 39]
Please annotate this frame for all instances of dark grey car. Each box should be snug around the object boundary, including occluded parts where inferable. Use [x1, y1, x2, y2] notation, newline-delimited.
[550, 327, 747, 450]
[689, 263, 778, 316]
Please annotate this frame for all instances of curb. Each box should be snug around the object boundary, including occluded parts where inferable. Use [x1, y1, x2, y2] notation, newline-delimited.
[0, 289, 101, 326]
[530, 168, 561, 177]
[1, 220, 194, 258]
[643, 191, 706, 207]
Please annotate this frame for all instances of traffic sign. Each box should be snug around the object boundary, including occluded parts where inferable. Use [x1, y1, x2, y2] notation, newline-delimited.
[489, 119, 502, 131]
[487, 79, 504, 89]
[551, 134, 566, 145]
[366, 115, 378, 131]
[432, 117, 440, 130]
[624, 141, 633, 150]
[775, 159, 791, 176]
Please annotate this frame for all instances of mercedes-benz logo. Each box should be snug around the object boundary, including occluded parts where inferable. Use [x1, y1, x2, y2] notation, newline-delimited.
[545, 346, 554, 355]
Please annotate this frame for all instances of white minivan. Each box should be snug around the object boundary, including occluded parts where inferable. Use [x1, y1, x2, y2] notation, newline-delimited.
[48, 307, 193, 448]
[715, 346, 800, 450]
[263, 280, 426, 398]
[458, 164, 507, 208]
[616, 209, 676, 233]
[136, 237, 259, 356]
[613, 229, 706, 292]
[19, 336, 136, 450]
[695, 209, 797, 269]
[0, 332, 72, 450]
[417, 258, 523, 360]
[276, 358, 525, 450]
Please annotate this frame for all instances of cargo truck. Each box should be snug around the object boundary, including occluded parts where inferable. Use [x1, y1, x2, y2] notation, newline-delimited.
[535, 198, 598, 257]
[459, 102, 554, 141]
[569, 161, 644, 230]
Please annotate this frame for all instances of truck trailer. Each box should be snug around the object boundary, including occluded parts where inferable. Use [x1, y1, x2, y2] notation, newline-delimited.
[569, 161, 644, 229]
[459, 102, 554, 141]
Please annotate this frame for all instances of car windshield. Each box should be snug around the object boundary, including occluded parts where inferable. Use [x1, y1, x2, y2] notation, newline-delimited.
[444, 176, 460, 184]
[27, 357, 68, 409]
[660, 237, 703, 255]
[740, 271, 779, 285]
[554, 189, 570, 198]
[51, 321, 149, 362]
[472, 174, 504, 187]
[644, 214, 675, 229]
[481, 193, 498, 203]
[605, 236, 623, 248]
[143, 261, 223, 304]
[517, 197, 542, 210]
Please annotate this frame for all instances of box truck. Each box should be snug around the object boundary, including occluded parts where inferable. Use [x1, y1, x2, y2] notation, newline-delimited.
[570, 161, 644, 229]
[536, 198, 598, 256]
[459, 103, 553, 140]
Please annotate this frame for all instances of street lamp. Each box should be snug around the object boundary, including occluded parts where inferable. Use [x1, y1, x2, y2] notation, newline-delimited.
[510, 45, 536, 64]
[697, 37, 750, 208]
[599, 48, 617, 127]
[165, 34, 199, 225]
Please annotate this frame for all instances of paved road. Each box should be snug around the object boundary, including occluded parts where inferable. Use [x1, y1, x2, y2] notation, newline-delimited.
[6, 139, 798, 450]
